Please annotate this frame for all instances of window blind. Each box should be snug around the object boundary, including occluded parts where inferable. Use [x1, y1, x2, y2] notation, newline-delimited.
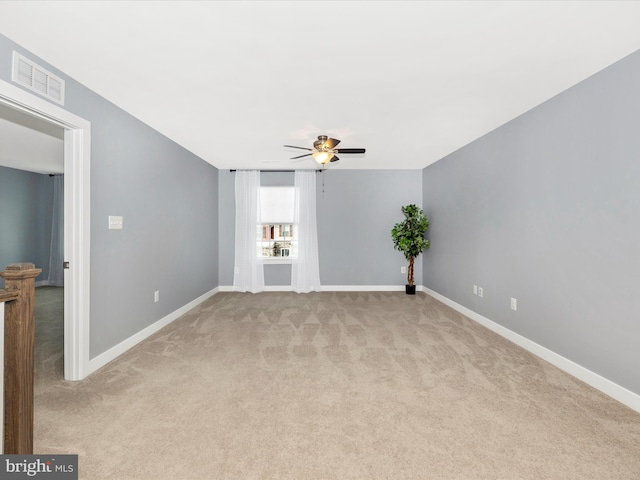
[259, 186, 295, 224]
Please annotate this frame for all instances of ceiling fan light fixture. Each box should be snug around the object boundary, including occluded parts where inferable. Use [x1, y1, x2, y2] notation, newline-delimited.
[312, 150, 334, 164]
[285, 135, 364, 165]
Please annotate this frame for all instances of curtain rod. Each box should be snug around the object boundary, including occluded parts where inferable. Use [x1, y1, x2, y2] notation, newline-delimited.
[229, 169, 322, 173]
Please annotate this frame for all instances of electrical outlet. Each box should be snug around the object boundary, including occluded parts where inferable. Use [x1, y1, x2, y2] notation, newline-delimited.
[154, 291, 160, 303]
[473, 285, 478, 295]
[478, 286, 483, 298]
[511, 297, 517, 311]
[401, 266, 407, 274]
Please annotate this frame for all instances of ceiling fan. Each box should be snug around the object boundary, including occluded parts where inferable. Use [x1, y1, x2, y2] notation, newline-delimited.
[284, 135, 366, 164]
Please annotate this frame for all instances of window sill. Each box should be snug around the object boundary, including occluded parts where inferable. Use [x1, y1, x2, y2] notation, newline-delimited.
[261, 257, 294, 265]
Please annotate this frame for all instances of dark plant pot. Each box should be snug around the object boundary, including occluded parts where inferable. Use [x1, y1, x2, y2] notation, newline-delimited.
[405, 285, 416, 295]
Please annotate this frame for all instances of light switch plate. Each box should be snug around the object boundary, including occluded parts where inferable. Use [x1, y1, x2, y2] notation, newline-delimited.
[108, 216, 123, 230]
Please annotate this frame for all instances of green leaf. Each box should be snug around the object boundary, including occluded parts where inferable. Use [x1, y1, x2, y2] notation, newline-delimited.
[390, 204, 431, 272]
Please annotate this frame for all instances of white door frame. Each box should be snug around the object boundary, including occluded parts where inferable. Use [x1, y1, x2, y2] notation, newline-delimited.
[0, 78, 90, 381]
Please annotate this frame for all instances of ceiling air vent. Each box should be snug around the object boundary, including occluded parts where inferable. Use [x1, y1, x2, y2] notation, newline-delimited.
[12, 51, 65, 105]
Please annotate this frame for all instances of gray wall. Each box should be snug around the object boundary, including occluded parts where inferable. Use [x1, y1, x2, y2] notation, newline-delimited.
[0, 34, 219, 358]
[422, 49, 640, 395]
[318, 170, 422, 286]
[219, 169, 423, 287]
[0, 166, 53, 286]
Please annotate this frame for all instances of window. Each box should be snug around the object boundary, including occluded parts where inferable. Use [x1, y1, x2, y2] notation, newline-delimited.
[258, 186, 295, 258]
[258, 223, 294, 257]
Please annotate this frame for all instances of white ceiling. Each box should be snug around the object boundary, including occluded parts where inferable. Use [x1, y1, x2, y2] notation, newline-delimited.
[0, 103, 63, 174]
[1, 1, 640, 171]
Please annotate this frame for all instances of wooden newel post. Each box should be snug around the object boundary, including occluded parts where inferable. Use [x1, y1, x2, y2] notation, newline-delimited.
[1, 263, 41, 454]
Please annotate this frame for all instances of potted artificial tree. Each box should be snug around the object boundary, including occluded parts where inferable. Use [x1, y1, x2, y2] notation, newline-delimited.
[391, 204, 430, 295]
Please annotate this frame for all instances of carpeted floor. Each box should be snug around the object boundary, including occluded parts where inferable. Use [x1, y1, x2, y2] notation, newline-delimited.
[33, 288, 640, 479]
[34, 286, 65, 386]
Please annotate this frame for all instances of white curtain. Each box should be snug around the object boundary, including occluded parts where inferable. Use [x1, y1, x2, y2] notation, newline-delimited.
[48, 174, 64, 286]
[292, 170, 321, 293]
[233, 170, 264, 293]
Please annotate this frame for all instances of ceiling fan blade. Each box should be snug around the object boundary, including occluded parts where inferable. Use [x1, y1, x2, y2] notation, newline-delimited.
[324, 138, 341, 149]
[335, 148, 365, 154]
[284, 145, 313, 151]
[291, 153, 312, 160]
[330, 155, 340, 162]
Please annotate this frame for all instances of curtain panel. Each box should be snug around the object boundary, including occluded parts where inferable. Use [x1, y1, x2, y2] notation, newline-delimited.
[291, 170, 321, 293]
[233, 170, 264, 293]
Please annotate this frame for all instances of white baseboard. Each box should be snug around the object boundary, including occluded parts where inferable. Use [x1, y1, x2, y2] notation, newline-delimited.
[219, 285, 417, 292]
[35, 280, 65, 288]
[218, 286, 293, 292]
[322, 285, 411, 292]
[422, 286, 640, 414]
[88, 287, 219, 375]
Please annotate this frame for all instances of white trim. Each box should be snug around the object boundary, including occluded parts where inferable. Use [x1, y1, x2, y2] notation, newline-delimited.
[64, 126, 91, 380]
[0, 78, 91, 381]
[422, 286, 640, 414]
[219, 285, 422, 292]
[262, 285, 294, 292]
[219, 285, 292, 292]
[322, 285, 415, 292]
[262, 257, 293, 265]
[87, 287, 219, 375]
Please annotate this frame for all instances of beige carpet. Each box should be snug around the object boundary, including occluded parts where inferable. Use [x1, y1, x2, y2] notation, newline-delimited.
[33, 288, 640, 479]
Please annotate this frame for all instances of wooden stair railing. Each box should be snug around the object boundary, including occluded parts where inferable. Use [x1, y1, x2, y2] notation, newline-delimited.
[0, 287, 19, 454]
[0, 263, 41, 454]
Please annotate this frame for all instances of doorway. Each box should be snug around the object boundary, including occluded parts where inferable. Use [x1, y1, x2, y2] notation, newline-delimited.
[0, 103, 64, 383]
[0, 78, 91, 380]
